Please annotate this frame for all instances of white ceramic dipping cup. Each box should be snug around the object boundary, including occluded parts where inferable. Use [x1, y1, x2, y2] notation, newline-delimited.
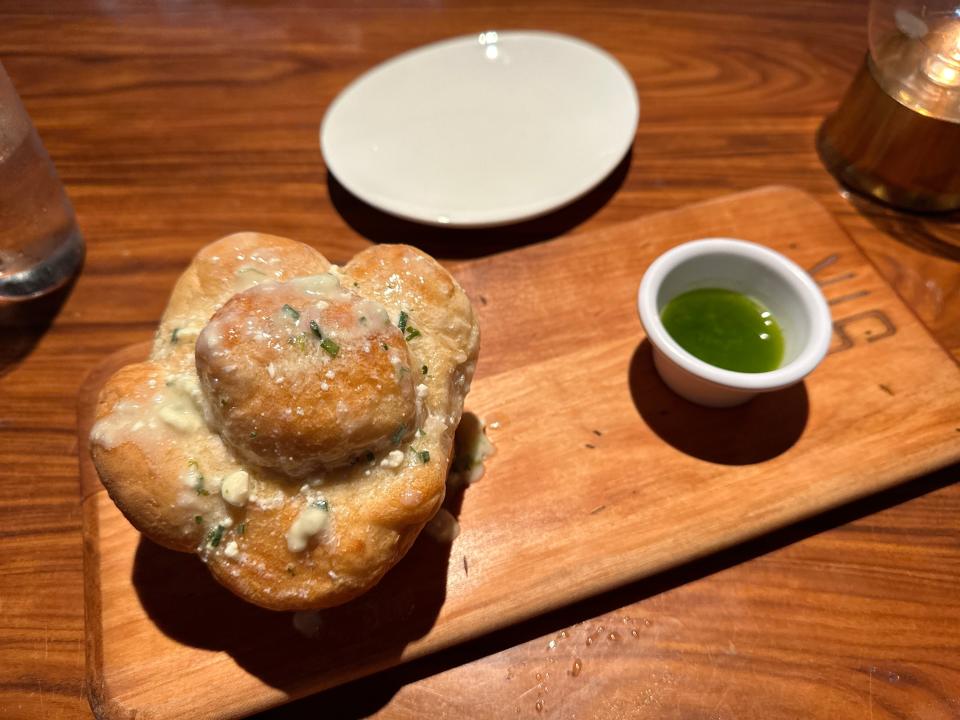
[637, 238, 832, 408]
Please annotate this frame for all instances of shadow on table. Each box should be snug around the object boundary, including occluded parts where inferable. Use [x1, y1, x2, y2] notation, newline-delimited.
[0, 277, 77, 378]
[627, 339, 808, 465]
[131, 466, 471, 701]
[845, 192, 960, 262]
[326, 150, 632, 261]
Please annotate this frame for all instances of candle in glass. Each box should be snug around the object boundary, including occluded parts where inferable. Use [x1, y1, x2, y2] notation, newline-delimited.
[817, 2, 960, 212]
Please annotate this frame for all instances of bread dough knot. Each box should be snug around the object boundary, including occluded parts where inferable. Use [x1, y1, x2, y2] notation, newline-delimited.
[197, 274, 419, 476]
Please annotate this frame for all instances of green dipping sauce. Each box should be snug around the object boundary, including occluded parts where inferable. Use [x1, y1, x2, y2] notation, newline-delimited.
[660, 288, 784, 373]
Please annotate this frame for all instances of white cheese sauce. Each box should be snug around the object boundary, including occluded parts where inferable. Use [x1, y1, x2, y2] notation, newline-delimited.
[286, 503, 329, 552]
[424, 508, 460, 543]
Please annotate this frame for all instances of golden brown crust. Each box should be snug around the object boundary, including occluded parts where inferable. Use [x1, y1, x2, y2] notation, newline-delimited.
[89, 233, 479, 610]
[196, 278, 418, 475]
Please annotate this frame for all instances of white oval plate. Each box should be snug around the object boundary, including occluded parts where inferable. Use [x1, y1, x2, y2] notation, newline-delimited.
[320, 31, 639, 227]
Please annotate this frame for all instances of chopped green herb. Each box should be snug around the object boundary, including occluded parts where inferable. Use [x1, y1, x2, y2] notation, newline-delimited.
[207, 524, 224, 548]
[313, 498, 329, 511]
[171, 328, 180, 344]
[364, 450, 375, 463]
[421, 365, 428, 375]
[398, 366, 409, 375]
[353, 282, 359, 288]
[286, 564, 296, 577]
[282, 304, 301, 321]
[359, 315, 367, 324]
[398, 311, 409, 332]
[418, 450, 430, 464]
[188, 459, 209, 495]
[249, 431, 257, 439]
[194, 515, 203, 525]
[288, 333, 308, 353]
[381, 342, 389, 351]
[405, 328, 421, 341]
[320, 337, 339, 357]
[391, 424, 406, 445]
[309, 320, 322, 339]
[236, 522, 246, 536]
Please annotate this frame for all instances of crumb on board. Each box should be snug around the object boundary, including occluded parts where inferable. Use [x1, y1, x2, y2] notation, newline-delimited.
[589, 505, 606, 515]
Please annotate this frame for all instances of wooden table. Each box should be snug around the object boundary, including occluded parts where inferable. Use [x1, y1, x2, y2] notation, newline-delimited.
[2, 1, 958, 718]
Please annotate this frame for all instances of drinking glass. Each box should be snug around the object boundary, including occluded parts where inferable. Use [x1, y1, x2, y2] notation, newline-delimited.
[817, 1, 960, 212]
[0, 61, 84, 302]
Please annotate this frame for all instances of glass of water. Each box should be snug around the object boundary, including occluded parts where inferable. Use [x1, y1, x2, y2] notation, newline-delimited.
[0, 61, 84, 302]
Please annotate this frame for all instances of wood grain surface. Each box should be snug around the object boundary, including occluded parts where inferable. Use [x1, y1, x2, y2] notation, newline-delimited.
[77, 187, 960, 720]
[1, 1, 958, 719]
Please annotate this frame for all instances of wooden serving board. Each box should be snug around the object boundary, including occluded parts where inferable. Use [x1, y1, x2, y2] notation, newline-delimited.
[79, 187, 960, 719]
